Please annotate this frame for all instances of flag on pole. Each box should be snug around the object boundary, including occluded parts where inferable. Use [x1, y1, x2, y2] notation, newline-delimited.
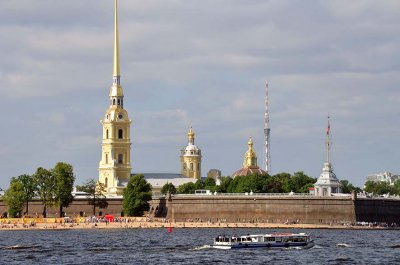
[326, 116, 330, 135]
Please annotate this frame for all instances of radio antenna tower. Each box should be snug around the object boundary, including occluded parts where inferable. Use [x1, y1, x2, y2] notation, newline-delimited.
[264, 81, 271, 174]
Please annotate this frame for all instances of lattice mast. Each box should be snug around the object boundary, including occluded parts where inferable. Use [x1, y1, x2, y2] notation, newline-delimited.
[264, 81, 271, 174]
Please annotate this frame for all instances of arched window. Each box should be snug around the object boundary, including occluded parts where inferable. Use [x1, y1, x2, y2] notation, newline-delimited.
[183, 163, 187, 170]
[105, 177, 108, 188]
[113, 99, 116, 105]
[190, 163, 193, 171]
[117, 99, 120, 106]
[118, 154, 123, 164]
[105, 153, 108, 164]
[118, 129, 123, 139]
[106, 129, 109, 139]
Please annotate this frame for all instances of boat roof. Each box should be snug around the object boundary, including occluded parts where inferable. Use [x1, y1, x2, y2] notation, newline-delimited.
[237, 232, 308, 237]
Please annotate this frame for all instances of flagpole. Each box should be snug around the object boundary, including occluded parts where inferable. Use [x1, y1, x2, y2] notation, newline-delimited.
[326, 115, 331, 164]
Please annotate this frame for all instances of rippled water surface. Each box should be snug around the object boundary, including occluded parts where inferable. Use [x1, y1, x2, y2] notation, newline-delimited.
[1, 228, 399, 264]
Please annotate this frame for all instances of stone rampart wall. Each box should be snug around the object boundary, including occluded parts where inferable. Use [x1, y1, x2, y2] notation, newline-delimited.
[0, 197, 399, 224]
[164, 196, 356, 224]
[354, 198, 400, 223]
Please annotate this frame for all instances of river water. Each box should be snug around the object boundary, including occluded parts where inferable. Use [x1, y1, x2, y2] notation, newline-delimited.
[0, 228, 399, 264]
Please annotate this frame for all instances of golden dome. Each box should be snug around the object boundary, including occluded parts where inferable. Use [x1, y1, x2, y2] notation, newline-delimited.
[231, 137, 266, 178]
[243, 137, 257, 168]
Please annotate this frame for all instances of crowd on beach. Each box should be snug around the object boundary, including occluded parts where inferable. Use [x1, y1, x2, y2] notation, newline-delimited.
[0, 216, 398, 230]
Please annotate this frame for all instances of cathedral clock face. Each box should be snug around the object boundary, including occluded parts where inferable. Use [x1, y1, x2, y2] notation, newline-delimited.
[118, 113, 123, 119]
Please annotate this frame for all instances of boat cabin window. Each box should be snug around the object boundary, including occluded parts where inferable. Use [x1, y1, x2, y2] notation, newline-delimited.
[265, 237, 275, 242]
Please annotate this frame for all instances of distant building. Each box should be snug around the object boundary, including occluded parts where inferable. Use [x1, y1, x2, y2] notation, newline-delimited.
[366, 171, 400, 185]
[232, 137, 267, 178]
[314, 117, 341, 196]
[180, 127, 202, 179]
[207, 169, 222, 185]
[136, 173, 196, 193]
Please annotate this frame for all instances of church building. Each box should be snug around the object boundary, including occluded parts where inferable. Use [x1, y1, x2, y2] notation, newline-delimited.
[232, 137, 267, 177]
[180, 127, 202, 179]
[98, 0, 132, 196]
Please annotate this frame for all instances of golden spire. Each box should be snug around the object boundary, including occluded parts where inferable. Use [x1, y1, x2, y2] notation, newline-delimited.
[113, 0, 120, 84]
[244, 137, 257, 168]
[188, 126, 195, 145]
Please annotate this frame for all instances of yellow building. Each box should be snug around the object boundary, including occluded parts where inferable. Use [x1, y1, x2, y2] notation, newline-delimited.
[180, 127, 202, 179]
[232, 137, 267, 177]
[98, 0, 132, 196]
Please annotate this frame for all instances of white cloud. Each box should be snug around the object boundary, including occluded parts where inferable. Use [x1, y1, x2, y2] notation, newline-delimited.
[0, 0, 399, 188]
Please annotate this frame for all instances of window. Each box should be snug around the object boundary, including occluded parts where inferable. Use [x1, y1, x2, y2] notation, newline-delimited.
[106, 129, 109, 139]
[113, 99, 116, 105]
[183, 163, 187, 170]
[118, 154, 123, 164]
[105, 153, 108, 164]
[197, 163, 200, 170]
[117, 99, 120, 106]
[118, 129, 123, 139]
[105, 177, 108, 187]
[190, 163, 193, 171]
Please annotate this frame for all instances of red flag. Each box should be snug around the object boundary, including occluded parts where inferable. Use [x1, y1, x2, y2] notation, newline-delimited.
[168, 224, 172, 233]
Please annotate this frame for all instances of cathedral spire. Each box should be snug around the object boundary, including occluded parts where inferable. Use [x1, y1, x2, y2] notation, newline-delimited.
[113, 0, 120, 85]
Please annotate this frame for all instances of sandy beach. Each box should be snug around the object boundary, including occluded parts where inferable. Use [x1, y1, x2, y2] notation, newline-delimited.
[0, 218, 388, 231]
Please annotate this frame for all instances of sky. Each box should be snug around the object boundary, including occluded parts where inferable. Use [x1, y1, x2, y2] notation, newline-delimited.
[0, 0, 399, 189]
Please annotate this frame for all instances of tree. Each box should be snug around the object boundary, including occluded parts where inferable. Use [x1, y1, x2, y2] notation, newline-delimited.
[288, 172, 316, 193]
[177, 182, 196, 194]
[161, 182, 177, 195]
[16, 174, 36, 215]
[204, 177, 216, 188]
[216, 176, 232, 193]
[53, 162, 75, 217]
[3, 178, 25, 217]
[78, 179, 108, 216]
[340, 180, 361, 194]
[393, 180, 400, 196]
[123, 174, 152, 216]
[34, 167, 56, 218]
[364, 180, 393, 195]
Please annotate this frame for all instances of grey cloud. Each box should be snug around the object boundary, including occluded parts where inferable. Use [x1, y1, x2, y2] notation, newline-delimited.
[0, 0, 399, 188]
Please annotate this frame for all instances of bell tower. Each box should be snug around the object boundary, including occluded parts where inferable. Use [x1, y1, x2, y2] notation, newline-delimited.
[99, 0, 132, 196]
[180, 127, 202, 179]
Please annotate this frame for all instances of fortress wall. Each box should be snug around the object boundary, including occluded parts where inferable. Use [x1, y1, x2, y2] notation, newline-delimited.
[0, 199, 124, 217]
[354, 198, 400, 223]
[164, 196, 356, 224]
[0, 197, 399, 224]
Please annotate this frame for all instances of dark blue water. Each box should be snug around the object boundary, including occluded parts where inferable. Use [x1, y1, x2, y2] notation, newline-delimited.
[0, 228, 399, 264]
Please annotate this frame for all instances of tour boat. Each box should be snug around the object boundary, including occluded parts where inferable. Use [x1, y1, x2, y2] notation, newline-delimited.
[212, 232, 314, 249]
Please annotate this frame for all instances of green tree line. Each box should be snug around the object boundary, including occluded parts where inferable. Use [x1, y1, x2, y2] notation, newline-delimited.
[164, 172, 361, 195]
[175, 172, 317, 194]
[364, 180, 400, 196]
[3, 162, 75, 218]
